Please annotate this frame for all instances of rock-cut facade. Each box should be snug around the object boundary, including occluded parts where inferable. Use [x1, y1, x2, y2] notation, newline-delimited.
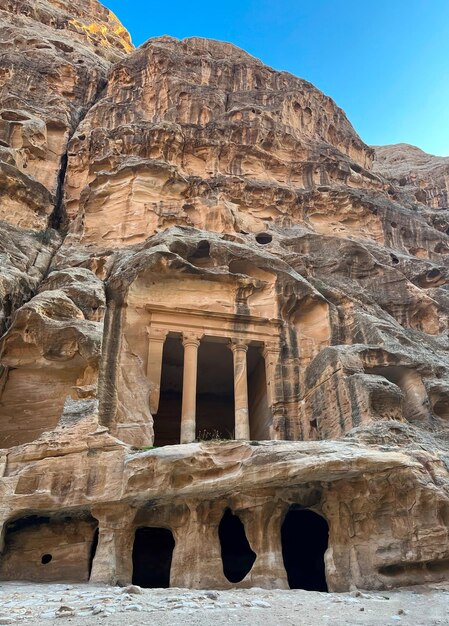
[1, 0, 449, 592]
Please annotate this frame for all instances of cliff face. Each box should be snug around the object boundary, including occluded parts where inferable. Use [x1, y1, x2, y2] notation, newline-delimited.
[1, 0, 449, 593]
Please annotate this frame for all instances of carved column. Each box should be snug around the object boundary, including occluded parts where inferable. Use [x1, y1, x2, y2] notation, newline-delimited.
[170, 500, 227, 588]
[180, 334, 201, 444]
[230, 340, 250, 440]
[239, 501, 289, 588]
[263, 342, 286, 440]
[90, 505, 136, 585]
[146, 327, 168, 414]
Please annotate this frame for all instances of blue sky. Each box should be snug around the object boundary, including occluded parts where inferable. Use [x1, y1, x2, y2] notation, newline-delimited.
[106, 1, 449, 156]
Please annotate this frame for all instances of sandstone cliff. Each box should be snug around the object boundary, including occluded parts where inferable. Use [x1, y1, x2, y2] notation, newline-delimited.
[0, 0, 449, 594]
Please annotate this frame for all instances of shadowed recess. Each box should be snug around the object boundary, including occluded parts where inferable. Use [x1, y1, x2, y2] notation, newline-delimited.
[0, 515, 98, 583]
[281, 507, 328, 591]
[154, 337, 184, 446]
[219, 508, 256, 583]
[132, 527, 175, 588]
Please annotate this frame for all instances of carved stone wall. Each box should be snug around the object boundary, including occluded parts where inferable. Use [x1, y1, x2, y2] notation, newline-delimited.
[0, 0, 449, 593]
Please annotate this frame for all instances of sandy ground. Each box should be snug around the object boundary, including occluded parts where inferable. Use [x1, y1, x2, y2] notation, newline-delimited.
[0, 582, 449, 625]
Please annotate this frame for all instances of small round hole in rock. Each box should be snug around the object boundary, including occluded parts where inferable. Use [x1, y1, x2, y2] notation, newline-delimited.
[427, 268, 441, 279]
[41, 554, 52, 564]
[390, 254, 399, 265]
[255, 233, 272, 245]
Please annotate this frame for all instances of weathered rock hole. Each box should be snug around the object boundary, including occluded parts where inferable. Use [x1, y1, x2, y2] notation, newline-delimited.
[219, 509, 256, 583]
[427, 268, 441, 279]
[281, 507, 328, 591]
[433, 397, 449, 420]
[435, 242, 449, 254]
[1, 111, 29, 122]
[132, 527, 175, 588]
[188, 240, 212, 266]
[255, 232, 272, 245]
[391, 221, 398, 228]
[50, 40, 74, 53]
[390, 254, 399, 265]
[379, 558, 449, 578]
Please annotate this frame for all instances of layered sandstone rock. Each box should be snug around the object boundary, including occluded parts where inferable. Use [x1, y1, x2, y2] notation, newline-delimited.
[1, 0, 449, 594]
[374, 143, 449, 210]
[0, 0, 132, 229]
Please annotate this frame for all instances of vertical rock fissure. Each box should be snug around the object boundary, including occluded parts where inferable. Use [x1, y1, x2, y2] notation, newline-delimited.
[48, 77, 108, 234]
[48, 151, 68, 231]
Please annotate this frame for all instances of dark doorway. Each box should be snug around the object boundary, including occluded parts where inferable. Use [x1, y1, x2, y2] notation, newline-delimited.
[281, 507, 328, 591]
[154, 337, 184, 446]
[132, 527, 175, 588]
[196, 341, 235, 440]
[219, 508, 256, 583]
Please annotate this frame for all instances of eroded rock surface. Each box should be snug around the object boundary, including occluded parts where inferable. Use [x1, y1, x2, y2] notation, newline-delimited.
[1, 0, 449, 595]
[0, 0, 132, 229]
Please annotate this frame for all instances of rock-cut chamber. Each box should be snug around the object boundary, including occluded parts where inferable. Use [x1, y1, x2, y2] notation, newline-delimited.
[281, 507, 329, 591]
[132, 527, 175, 588]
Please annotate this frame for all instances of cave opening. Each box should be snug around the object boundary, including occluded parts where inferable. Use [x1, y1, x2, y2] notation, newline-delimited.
[0, 514, 98, 582]
[219, 508, 256, 583]
[281, 507, 328, 591]
[154, 336, 184, 446]
[132, 527, 175, 588]
[196, 340, 235, 440]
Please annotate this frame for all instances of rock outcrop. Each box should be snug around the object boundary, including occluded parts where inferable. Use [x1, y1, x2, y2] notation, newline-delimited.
[1, 0, 449, 594]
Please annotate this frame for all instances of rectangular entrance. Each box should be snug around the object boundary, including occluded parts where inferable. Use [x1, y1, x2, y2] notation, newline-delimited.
[196, 340, 235, 440]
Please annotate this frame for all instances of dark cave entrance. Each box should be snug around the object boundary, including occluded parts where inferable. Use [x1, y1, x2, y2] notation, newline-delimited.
[132, 527, 175, 588]
[154, 336, 184, 446]
[281, 507, 328, 591]
[196, 340, 235, 440]
[0, 514, 98, 582]
[219, 508, 256, 583]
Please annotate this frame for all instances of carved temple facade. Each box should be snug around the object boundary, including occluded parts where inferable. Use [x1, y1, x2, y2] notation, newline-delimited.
[146, 306, 285, 444]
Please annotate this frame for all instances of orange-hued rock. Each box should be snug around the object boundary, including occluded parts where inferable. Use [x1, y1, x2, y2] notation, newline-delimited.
[0, 0, 132, 229]
[1, 1, 449, 594]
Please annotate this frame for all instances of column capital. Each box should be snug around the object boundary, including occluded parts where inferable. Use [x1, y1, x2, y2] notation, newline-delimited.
[146, 326, 168, 342]
[182, 333, 202, 348]
[229, 339, 248, 354]
[262, 342, 280, 359]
